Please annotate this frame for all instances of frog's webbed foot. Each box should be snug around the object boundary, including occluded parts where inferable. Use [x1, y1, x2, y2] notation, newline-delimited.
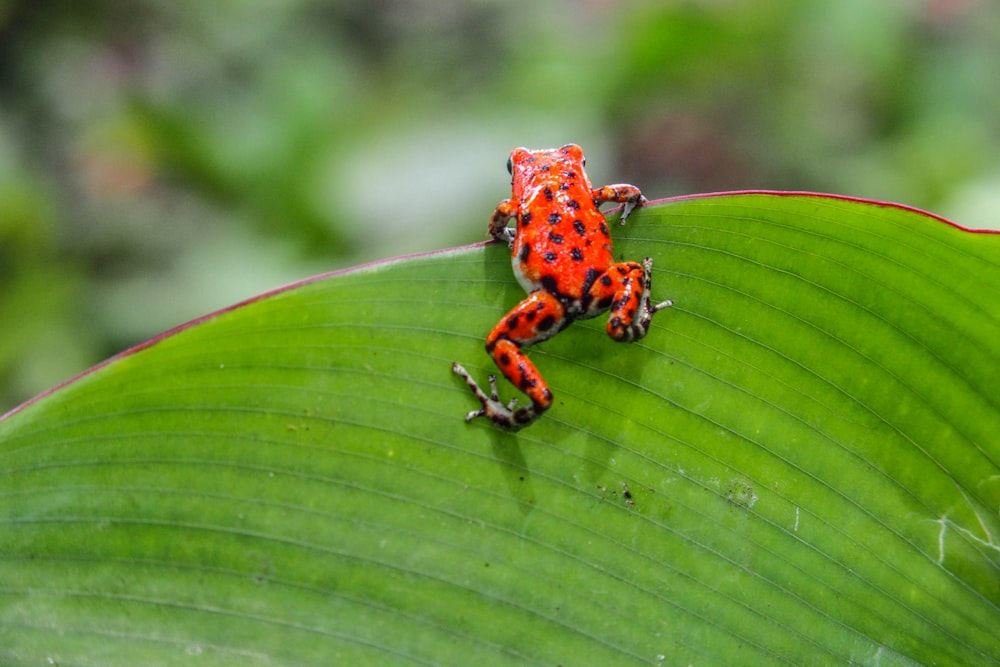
[619, 195, 648, 225]
[451, 363, 542, 432]
[488, 199, 518, 246]
[496, 225, 516, 248]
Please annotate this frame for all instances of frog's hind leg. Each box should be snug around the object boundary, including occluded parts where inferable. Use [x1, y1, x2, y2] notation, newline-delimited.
[586, 257, 672, 343]
[452, 290, 567, 431]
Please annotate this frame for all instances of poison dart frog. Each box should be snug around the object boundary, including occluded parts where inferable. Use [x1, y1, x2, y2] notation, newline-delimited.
[452, 143, 672, 431]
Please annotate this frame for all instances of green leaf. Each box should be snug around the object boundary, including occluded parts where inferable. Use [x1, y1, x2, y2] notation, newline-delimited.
[2, 193, 998, 665]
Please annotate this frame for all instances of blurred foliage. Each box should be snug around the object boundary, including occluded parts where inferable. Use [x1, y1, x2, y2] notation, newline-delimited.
[1, 0, 999, 412]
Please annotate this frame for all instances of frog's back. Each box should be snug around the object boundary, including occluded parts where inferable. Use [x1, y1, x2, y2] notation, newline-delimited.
[508, 145, 615, 299]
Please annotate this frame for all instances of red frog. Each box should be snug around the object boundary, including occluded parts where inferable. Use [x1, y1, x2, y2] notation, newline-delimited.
[452, 143, 672, 431]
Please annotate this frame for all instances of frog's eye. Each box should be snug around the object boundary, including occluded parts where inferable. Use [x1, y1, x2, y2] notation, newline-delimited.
[506, 156, 513, 175]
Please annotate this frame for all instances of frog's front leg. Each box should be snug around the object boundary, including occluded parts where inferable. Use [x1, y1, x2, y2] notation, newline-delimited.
[452, 290, 567, 431]
[488, 198, 518, 246]
[592, 184, 647, 225]
[585, 257, 672, 342]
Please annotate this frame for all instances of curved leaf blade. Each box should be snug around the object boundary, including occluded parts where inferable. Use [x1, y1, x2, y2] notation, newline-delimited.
[1, 193, 998, 665]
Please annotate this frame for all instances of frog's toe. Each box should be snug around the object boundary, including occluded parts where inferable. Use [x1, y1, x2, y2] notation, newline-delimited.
[464, 407, 487, 422]
[452, 362, 545, 431]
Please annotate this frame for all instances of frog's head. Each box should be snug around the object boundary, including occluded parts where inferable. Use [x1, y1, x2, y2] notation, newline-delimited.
[506, 144, 589, 198]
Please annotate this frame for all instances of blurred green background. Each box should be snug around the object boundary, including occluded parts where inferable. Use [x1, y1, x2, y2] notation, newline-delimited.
[1, 0, 999, 413]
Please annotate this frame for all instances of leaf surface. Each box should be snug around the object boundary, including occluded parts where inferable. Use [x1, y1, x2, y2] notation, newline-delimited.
[2, 193, 999, 665]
